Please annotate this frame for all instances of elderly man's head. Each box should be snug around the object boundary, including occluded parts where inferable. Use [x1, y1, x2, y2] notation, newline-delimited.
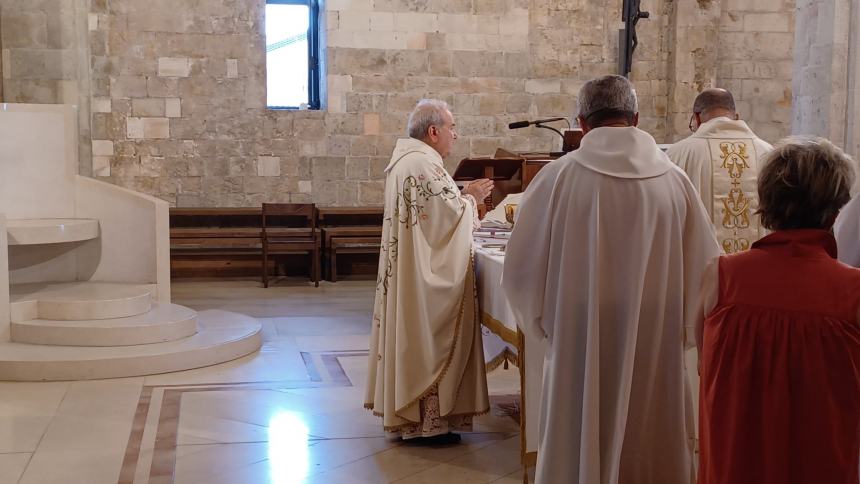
[407, 99, 458, 158]
[689, 88, 738, 131]
[757, 136, 856, 231]
[576, 75, 639, 133]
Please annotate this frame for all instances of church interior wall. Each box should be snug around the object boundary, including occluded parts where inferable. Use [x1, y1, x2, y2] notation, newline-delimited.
[715, 0, 795, 144]
[0, 0, 94, 176]
[792, 0, 860, 162]
[0, 0, 797, 207]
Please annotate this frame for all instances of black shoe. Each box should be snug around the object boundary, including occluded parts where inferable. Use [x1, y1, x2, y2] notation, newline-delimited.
[403, 432, 462, 446]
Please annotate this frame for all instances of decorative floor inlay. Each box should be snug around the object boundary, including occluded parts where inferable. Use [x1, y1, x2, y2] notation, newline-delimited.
[119, 350, 367, 484]
[117, 349, 521, 484]
[1, 281, 525, 484]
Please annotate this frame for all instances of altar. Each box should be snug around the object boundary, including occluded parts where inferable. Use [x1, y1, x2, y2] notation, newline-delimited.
[475, 232, 545, 477]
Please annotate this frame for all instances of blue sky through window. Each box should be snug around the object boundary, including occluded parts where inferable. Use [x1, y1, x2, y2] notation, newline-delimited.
[265, 4, 310, 108]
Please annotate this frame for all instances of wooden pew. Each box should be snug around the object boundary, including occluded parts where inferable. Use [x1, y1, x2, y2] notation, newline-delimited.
[321, 226, 382, 282]
[169, 206, 384, 280]
[317, 207, 383, 281]
[169, 208, 263, 277]
[317, 206, 383, 226]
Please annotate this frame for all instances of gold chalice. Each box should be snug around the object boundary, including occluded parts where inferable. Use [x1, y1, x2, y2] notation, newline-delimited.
[504, 203, 517, 225]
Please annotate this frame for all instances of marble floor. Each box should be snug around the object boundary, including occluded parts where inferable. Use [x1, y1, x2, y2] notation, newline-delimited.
[0, 280, 528, 484]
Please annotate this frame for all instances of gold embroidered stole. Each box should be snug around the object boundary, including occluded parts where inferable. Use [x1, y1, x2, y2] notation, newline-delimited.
[708, 139, 761, 253]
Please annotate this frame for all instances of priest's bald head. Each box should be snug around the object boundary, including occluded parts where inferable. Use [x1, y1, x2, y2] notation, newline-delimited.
[576, 75, 640, 134]
[690, 88, 739, 131]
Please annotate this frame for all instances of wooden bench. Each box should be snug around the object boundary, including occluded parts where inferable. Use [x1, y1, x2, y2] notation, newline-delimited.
[321, 226, 382, 281]
[317, 206, 383, 227]
[330, 237, 381, 282]
[262, 203, 320, 287]
[169, 206, 384, 280]
[170, 227, 260, 252]
[169, 209, 262, 240]
[169, 209, 262, 277]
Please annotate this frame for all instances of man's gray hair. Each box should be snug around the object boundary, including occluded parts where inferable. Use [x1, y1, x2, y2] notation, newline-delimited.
[576, 75, 639, 124]
[407, 99, 451, 139]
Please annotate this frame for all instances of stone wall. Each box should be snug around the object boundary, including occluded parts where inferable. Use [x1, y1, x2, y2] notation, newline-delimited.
[0, 0, 798, 206]
[665, 0, 721, 142]
[69, 0, 680, 207]
[717, 0, 795, 143]
[792, 0, 860, 160]
[0, 0, 93, 175]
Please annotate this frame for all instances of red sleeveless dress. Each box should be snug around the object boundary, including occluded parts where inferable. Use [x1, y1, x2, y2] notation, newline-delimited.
[699, 230, 860, 484]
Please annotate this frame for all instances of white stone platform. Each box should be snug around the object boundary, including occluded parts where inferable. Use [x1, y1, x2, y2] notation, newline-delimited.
[0, 104, 263, 382]
[10, 282, 155, 322]
[0, 310, 261, 381]
[10, 302, 198, 346]
[6, 218, 99, 245]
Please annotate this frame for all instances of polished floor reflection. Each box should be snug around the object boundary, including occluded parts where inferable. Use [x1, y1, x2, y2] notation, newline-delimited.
[0, 280, 526, 484]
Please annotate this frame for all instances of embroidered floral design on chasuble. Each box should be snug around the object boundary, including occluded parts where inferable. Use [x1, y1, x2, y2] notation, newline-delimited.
[711, 140, 761, 253]
[377, 166, 460, 296]
[367, 156, 487, 434]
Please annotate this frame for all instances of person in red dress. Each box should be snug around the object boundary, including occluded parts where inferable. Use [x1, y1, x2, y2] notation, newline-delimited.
[698, 136, 860, 484]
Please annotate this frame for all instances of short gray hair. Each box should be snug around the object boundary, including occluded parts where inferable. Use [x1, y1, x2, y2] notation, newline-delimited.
[758, 136, 856, 230]
[407, 99, 451, 139]
[576, 75, 638, 127]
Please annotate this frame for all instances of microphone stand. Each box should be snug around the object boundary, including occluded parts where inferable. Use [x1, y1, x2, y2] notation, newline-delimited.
[534, 123, 564, 139]
[534, 122, 568, 155]
[507, 118, 576, 153]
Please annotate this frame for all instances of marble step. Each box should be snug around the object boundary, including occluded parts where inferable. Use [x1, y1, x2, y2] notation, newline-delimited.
[10, 282, 154, 322]
[10, 303, 198, 346]
[0, 310, 262, 381]
[6, 218, 100, 246]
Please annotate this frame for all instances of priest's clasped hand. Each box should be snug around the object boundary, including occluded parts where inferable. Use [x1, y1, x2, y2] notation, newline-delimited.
[462, 178, 494, 200]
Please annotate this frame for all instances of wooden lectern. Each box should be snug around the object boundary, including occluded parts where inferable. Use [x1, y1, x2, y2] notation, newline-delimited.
[452, 157, 524, 210]
[453, 129, 584, 209]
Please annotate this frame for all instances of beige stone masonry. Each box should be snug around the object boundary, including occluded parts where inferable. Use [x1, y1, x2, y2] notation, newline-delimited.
[0, 0, 797, 206]
[132, 98, 165, 117]
[157, 57, 191, 77]
[226, 59, 238, 78]
[165, 98, 181, 118]
[256, 156, 281, 177]
[92, 140, 114, 156]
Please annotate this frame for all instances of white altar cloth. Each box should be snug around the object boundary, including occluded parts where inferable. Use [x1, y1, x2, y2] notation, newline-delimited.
[475, 246, 545, 455]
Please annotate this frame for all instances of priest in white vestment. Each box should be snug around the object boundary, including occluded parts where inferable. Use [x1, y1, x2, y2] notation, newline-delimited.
[666, 88, 772, 253]
[365, 99, 493, 444]
[503, 75, 720, 484]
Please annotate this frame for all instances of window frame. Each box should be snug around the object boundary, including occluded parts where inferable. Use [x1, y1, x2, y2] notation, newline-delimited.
[265, 0, 321, 110]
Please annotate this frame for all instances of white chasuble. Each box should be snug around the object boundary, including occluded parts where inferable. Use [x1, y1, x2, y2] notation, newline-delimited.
[364, 137, 489, 432]
[503, 127, 719, 484]
[666, 117, 772, 253]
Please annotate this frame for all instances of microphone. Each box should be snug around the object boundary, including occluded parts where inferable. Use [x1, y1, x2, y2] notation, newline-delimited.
[508, 117, 567, 129]
[508, 120, 530, 129]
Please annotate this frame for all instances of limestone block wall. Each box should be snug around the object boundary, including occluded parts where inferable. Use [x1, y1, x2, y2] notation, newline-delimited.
[0, 0, 797, 206]
[792, 0, 860, 160]
[665, 0, 721, 142]
[716, 0, 795, 143]
[0, 0, 93, 175]
[75, 0, 677, 207]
